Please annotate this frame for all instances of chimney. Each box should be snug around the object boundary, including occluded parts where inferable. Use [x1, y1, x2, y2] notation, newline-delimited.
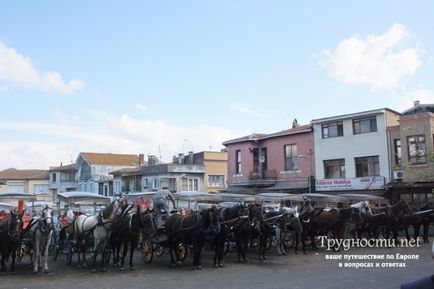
[173, 155, 178, 164]
[139, 154, 144, 166]
[148, 155, 157, 166]
[178, 153, 184, 164]
[188, 151, 194, 164]
[414, 100, 420, 107]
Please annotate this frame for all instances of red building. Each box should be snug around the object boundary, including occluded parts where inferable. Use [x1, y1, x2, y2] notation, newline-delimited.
[222, 123, 315, 194]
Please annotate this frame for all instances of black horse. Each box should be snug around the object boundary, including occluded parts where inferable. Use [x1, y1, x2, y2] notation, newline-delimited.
[0, 210, 24, 274]
[213, 203, 249, 267]
[165, 206, 220, 269]
[110, 205, 142, 271]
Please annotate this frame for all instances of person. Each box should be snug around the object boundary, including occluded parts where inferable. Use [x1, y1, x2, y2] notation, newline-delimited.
[153, 189, 176, 229]
[51, 208, 60, 256]
[400, 242, 434, 289]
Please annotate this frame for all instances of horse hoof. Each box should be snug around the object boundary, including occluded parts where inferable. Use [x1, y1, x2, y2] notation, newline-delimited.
[171, 263, 177, 268]
[32, 270, 38, 274]
[44, 269, 50, 274]
[218, 263, 223, 268]
[101, 268, 108, 273]
[243, 258, 248, 263]
[91, 268, 97, 273]
[119, 267, 125, 272]
[197, 265, 202, 270]
[130, 266, 135, 271]
[176, 261, 182, 267]
[238, 259, 243, 263]
[214, 263, 219, 268]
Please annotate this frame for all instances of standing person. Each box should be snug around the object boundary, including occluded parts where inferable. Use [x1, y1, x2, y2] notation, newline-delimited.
[400, 242, 434, 289]
[153, 189, 176, 229]
[51, 208, 60, 256]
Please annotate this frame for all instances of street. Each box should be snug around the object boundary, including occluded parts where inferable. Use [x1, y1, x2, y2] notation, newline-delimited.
[1, 241, 433, 289]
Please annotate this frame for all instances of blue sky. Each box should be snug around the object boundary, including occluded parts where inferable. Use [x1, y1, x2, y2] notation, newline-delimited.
[1, 0, 433, 168]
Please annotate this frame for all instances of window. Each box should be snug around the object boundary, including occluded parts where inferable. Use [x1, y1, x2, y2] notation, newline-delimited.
[393, 139, 402, 166]
[324, 159, 345, 178]
[355, 156, 380, 177]
[284, 144, 298, 171]
[407, 135, 427, 164]
[322, 122, 343, 138]
[353, 117, 377, 134]
[208, 175, 225, 188]
[188, 179, 198, 191]
[153, 179, 160, 190]
[235, 150, 242, 174]
[52, 173, 57, 183]
[143, 178, 148, 189]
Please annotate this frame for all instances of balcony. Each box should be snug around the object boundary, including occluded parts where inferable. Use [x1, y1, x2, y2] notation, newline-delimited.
[249, 170, 277, 180]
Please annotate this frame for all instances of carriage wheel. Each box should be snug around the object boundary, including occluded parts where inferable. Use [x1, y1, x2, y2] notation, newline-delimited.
[177, 243, 188, 261]
[223, 239, 230, 255]
[141, 239, 153, 264]
[283, 231, 295, 250]
[265, 235, 273, 251]
[154, 244, 165, 257]
[16, 243, 24, 262]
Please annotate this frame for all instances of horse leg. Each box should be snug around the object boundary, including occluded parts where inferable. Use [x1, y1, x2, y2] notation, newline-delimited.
[0, 252, 6, 273]
[120, 240, 128, 271]
[129, 239, 136, 270]
[91, 241, 99, 273]
[32, 238, 40, 274]
[275, 226, 283, 256]
[42, 231, 52, 273]
[422, 219, 430, 243]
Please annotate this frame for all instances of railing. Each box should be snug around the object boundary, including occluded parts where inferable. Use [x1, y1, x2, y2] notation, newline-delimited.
[249, 170, 277, 180]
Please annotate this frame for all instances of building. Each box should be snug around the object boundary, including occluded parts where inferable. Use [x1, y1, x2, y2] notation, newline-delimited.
[311, 108, 400, 195]
[111, 151, 227, 195]
[48, 163, 77, 201]
[387, 101, 434, 203]
[0, 168, 50, 199]
[189, 151, 227, 192]
[222, 123, 315, 194]
[76, 152, 144, 196]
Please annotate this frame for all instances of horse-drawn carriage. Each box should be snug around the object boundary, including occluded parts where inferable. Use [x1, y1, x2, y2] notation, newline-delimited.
[56, 191, 112, 266]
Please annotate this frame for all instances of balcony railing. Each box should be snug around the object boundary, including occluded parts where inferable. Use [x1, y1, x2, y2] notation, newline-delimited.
[249, 170, 277, 180]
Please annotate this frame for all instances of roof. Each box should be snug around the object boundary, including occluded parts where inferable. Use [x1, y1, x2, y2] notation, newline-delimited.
[223, 124, 312, 146]
[0, 168, 49, 180]
[402, 104, 434, 115]
[80, 152, 140, 166]
[49, 163, 76, 172]
[110, 166, 143, 176]
[311, 108, 400, 124]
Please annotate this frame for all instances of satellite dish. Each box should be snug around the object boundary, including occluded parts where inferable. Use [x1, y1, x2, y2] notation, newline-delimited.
[259, 156, 265, 163]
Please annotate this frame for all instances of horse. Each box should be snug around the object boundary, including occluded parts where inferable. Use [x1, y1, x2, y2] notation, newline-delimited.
[25, 206, 53, 273]
[370, 200, 410, 241]
[0, 210, 24, 274]
[74, 197, 127, 272]
[213, 203, 249, 267]
[110, 204, 141, 271]
[165, 206, 220, 269]
[274, 206, 304, 255]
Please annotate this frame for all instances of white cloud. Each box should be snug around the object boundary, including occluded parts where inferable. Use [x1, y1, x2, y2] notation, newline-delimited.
[0, 113, 239, 169]
[134, 103, 148, 113]
[0, 42, 85, 94]
[319, 24, 421, 90]
[229, 102, 270, 118]
[398, 89, 434, 111]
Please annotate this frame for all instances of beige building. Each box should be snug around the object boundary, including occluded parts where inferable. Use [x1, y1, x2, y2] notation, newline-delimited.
[0, 168, 50, 200]
[193, 151, 228, 192]
[387, 102, 434, 203]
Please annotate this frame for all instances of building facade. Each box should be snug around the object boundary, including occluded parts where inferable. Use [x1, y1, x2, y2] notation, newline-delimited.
[223, 124, 315, 194]
[387, 102, 434, 202]
[311, 108, 400, 195]
[0, 168, 50, 199]
[49, 163, 77, 201]
[191, 151, 227, 192]
[76, 152, 143, 196]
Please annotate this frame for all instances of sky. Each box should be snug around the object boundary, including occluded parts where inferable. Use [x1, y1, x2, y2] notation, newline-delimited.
[1, 0, 434, 169]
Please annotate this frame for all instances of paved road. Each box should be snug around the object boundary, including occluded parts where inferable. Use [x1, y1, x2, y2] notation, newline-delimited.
[1, 241, 433, 289]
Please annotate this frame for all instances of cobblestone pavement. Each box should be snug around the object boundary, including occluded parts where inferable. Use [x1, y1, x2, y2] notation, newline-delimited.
[1, 241, 433, 289]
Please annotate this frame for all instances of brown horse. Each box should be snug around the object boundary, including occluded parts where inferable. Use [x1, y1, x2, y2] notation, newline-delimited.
[0, 211, 24, 273]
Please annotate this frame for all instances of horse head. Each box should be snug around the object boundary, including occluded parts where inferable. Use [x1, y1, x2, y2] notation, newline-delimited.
[41, 205, 53, 231]
[9, 209, 24, 238]
[200, 205, 221, 235]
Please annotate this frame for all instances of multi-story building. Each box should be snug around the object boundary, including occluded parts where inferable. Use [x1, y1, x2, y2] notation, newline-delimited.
[76, 152, 143, 197]
[0, 168, 50, 199]
[111, 151, 227, 195]
[311, 108, 400, 195]
[48, 163, 77, 201]
[387, 102, 434, 202]
[222, 123, 315, 194]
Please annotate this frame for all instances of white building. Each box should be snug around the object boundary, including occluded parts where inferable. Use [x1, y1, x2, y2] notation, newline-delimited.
[76, 152, 143, 196]
[311, 108, 400, 193]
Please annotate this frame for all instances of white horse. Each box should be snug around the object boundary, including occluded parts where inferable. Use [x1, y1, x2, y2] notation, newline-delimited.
[28, 206, 53, 273]
[350, 200, 372, 215]
[74, 198, 127, 272]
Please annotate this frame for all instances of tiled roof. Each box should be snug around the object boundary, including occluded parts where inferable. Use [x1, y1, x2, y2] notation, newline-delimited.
[50, 163, 76, 172]
[402, 104, 434, 115]
[223, 125, 311, 146]
[0, 168, 49, 180]
[81, 152, 139, 166]
[110, 166, 143, 176]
